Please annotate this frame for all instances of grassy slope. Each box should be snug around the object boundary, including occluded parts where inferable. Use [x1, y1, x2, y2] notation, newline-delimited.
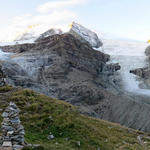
[0, 86, 150, 150]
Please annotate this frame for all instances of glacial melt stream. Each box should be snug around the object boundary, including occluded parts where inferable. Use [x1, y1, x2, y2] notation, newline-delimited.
[102, 38, 150, 95]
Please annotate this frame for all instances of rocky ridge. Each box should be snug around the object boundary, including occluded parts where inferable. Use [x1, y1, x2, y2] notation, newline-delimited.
[0, 33, 114, 105]
[35, 28, 62, 42]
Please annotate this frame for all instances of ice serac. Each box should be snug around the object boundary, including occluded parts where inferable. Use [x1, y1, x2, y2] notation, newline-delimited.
[69, 22, 103, 48]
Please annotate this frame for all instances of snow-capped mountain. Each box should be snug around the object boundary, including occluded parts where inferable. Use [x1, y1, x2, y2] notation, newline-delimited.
[69, 22, 103, 48]
[0, 22, 103, 49]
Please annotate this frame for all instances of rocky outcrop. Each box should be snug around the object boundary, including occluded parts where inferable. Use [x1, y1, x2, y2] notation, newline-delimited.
[103, 63, 121, 75]
[69, 22, 103, 48]
[1, 102, 25, 150]
[130, 67, 150, 79]
[145, 45, 150, 56]
[35, 28, 62, 42]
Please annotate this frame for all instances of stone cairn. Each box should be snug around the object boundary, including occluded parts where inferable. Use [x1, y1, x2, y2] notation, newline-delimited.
[0, 65, 6, 87]
[0, 102, 25, 150]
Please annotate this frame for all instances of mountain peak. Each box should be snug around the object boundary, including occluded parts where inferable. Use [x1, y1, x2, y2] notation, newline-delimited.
[69, 22, 103, 48]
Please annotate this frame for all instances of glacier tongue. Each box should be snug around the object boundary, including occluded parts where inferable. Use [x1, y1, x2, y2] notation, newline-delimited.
[70, 22, 103, 48]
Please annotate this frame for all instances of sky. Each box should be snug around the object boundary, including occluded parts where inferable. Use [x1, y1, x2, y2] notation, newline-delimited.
[0, 0, 150, 42]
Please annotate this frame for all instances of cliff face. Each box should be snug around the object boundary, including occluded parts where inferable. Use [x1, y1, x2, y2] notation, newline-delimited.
[0, 34, 115, 104]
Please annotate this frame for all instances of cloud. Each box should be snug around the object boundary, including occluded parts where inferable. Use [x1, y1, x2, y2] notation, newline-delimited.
[0, 0, 88, 42]
[12, 10, 76, 28]
[37, 0, 88, 13]
[0, 10, 76, 42]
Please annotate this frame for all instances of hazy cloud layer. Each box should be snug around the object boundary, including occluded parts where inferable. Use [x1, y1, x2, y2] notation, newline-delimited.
[37, 0, 88, 13]
[0, 0, 88, 42]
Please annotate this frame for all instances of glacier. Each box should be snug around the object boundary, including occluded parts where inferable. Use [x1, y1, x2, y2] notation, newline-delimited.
[102, 37, 150, 95]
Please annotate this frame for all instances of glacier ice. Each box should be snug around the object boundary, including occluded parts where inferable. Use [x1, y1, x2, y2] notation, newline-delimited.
[102, 37, 150, 95]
